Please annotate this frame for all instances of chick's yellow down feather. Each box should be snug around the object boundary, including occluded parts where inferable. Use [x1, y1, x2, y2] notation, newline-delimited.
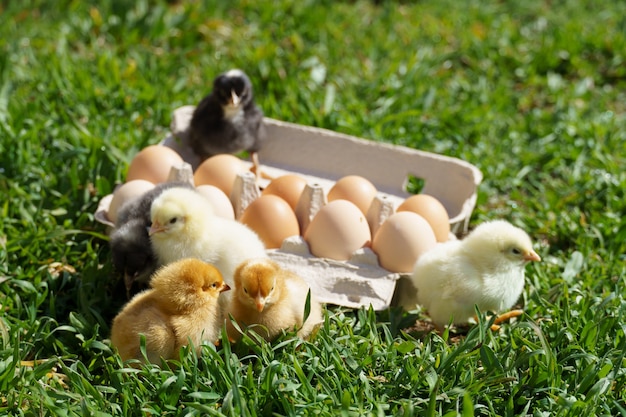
[110, 258, 230, 364]
[402, 220, 541, 328]
[226, 258, 322, 342]
[149, 187, 268, 289]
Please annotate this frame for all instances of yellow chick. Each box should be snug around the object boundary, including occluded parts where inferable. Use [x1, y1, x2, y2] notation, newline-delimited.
[110, 258, 230, 364]
[149, 187, 268, 290]
[403, 220, 541, 329]
[226, 258, 322, 342]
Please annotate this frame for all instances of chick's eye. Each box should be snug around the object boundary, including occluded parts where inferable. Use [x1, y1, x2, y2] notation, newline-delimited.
[211, 282, 218, 288]
[169, 217, 177, 225]
[243, 288, 248, 294]
[511, 248, 522, 255]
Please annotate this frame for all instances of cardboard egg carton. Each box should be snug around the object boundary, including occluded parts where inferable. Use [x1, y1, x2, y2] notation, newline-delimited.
[96, 106, 482, 310]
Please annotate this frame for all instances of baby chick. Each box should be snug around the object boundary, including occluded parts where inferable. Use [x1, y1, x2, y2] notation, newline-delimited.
[149, 187, 268, 288]
[402, 220, 541, 329]
[226, 258, 322, 342]
[109, 182, 193, 297]
[188, 69, 266, 173]
[110, 258, 230, 364]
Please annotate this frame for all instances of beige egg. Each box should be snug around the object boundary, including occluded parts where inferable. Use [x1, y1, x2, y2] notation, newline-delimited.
[396, 194, 450, 242]
[107, 179, 155, 224]
[327, 175, 378, 215]
[126, 145, 184, 184]
[195, 185, 235, 220]
[240, 195, 300, 249]
[372, 211, 437, 273]
[304, 199, 371, 261]
[262, 174, 308, 211]
[193, 154, 247, 198]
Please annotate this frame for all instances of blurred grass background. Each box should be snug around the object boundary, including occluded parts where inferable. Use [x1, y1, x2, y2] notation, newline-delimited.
[1, 0, 625, 415]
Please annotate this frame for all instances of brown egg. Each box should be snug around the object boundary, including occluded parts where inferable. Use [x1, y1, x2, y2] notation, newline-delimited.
[126, 145, 184, 184]
[195, 185, 235, 220]
[240, 195, 300, 249]
[193, 154, 247, 198]
[396, 194, 450, 242]
[262, 174, 308, 211]
[327, 175, 378, 215]
[107, 180, 155, 224]
[372, 211, 437, 273]
[303, 199, 371, 261]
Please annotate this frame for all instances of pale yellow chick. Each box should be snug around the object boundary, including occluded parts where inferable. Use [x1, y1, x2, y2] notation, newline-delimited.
[226, 258, 323, 342]
[110, 258, 230, 364]
[402, 220, 541, 329]
[149, 187, 268, 290]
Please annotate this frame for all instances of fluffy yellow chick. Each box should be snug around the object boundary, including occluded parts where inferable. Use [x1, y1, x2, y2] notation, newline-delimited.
[149, 187, 268, 289]
[226, 258, 322, 342]
[402, 220, 541, 329]
[110, 258, 230, 364]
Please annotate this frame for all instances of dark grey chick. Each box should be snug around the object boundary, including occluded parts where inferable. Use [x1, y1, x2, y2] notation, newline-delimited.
[109, 181, 194, 297]
[188, 69, 266, 173]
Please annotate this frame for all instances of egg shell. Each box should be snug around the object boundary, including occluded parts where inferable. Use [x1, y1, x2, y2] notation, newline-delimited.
[372, 211, 437, 273]
[193, 154, 247, 198]
[396, 194, 450, 242]
[262, 174, 308, 211]
[327, 175, 378, 215]
[107, 179, 155, 224]
[304, 199, 371, 261]
[126, 145, 184, 184]
[240, 195, 300, 249]
[195, 185, 235, 220]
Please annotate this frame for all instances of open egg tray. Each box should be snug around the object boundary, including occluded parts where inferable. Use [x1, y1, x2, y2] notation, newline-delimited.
[96, 106, 482, 310]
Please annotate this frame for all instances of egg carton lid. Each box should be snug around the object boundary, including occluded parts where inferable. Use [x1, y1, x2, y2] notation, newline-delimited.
[96, 106, 482, 310]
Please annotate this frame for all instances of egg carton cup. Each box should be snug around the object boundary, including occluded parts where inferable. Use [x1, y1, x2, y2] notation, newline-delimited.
[96, 105, 482, 310]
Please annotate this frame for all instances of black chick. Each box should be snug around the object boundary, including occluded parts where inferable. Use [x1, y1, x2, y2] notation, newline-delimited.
[109, 181, 193, 298]
[188, 69, 266, 173]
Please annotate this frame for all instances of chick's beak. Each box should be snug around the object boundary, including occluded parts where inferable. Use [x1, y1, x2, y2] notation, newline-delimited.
[524, 250, 541, 262]
[255, 296, 265, 312]
[220, 283, 231, 293]
[230, 89, 241, 107]
[148, 222, 165, 236]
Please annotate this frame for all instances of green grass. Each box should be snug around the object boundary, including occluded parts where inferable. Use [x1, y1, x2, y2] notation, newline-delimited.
[1, 0, 626, 415]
